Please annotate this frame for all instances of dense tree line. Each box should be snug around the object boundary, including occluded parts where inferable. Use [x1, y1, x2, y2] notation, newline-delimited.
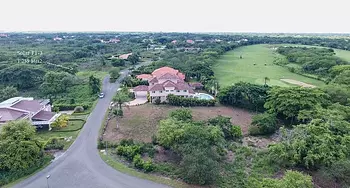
[276, 47, 348, 77]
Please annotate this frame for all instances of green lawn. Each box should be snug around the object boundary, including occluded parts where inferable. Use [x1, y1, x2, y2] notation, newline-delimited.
[36, 118, 84, 150]
[76, 71, 108, 80]
[213, 44, 326, 87]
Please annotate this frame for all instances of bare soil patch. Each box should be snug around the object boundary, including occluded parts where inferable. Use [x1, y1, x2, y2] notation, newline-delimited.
[280, 79, 316, 88]
[104, 104, 253, 143]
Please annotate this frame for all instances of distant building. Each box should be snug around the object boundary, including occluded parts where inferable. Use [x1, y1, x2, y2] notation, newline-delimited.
[0, 33, 8, 38]
[171, 40, 177, 44]
[186, 40, 195, 44]
[53, 37, 63, 41]
[118, 53, 133, 60]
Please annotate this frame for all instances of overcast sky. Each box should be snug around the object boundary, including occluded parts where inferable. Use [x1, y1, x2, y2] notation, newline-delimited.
[1, 0, 348, 33]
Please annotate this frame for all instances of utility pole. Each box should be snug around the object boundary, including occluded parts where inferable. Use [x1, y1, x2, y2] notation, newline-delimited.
[46, 175, 51, 188]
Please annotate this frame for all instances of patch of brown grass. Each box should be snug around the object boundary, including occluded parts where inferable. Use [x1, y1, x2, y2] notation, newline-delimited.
[104, 104, 253, 143]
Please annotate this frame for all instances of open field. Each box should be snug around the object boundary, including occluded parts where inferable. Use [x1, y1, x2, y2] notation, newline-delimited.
[104, 104, 253, 143]
[213, 44, 327, 87]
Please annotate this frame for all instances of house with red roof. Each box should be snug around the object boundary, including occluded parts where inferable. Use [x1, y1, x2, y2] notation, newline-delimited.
[134, 67, 194, 103]
[0, 97, 60, 129]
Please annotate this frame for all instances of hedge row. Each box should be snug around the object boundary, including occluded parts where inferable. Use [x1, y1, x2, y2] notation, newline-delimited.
[167, 94, 216, 107]
[53, 103, 91, 111]
[52, 119, 85, 132]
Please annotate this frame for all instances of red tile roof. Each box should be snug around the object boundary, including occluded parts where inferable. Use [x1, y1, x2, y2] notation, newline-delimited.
[133, 85, 149, 91]
[151, 66, 185, 80]
[148, 84, 164, 91]
[0, 108, 28, 123]
[136, 74, 153, 80]
[152, 66, 179, 76]
[163, 80, 177, 87]
[32, 111, 56, 121]
[158, 73, 179, 80]
[11, 100, 43, 113]
[148, 77, 158, 83]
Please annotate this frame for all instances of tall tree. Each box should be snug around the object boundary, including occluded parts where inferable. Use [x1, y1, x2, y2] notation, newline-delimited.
[88, 75, 101, 94]
[127, 54, 139, 65]
[0, 120, 43, 171]
[264, 87, 329, 123]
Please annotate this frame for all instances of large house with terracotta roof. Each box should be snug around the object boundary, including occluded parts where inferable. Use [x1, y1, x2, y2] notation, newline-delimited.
[0, 97, 60, 129]
[134, 67, 194, 103]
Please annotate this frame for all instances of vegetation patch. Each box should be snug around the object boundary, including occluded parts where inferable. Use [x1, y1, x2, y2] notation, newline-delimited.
[103, 104, 253, 143]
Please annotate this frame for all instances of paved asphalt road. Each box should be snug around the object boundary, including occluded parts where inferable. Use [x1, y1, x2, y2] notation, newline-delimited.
[14, 68, 167, 188]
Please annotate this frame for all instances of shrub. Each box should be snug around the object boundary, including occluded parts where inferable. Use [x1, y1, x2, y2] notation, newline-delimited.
[231, 125, 243, 140]
[249, 113, 278, 135]
[74, 106, 84, 113]
[119, 139, 134, 146]
[167, 94, 215, 107]
[116, 145, 141, 160]
[44, 137, 65, 150]
[170, 108, 192, 121]
[51, 115, 69, 129]
[142, 160, 155, 172]
[132, 154, 144, 169]
[154, 97, 161, 105]
[113, 109, 123, 117]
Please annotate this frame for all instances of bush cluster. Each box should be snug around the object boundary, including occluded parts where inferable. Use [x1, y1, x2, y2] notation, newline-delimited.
[168, 94, 215, 107]
[249, 113, 278, 135]
[115, 141, 155, 172]
[44, 137, 65, 150]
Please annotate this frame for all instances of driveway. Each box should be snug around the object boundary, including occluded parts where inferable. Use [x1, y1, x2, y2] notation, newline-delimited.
[126, 97, 148, 106]
[14, 64, 167, 188]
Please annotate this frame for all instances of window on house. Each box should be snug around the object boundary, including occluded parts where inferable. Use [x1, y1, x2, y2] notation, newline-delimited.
[166, 90, 169, 92]
[177, 90, 180, 92]
[152, 91, 155, 93]
[160, 91, 163, 93]
[170, 90, 174, 92]
[183, 90, 187, 92]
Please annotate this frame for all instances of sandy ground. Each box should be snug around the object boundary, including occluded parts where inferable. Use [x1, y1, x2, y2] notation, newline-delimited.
[104, 104, 253, 143]
[280, 79, 316, 88]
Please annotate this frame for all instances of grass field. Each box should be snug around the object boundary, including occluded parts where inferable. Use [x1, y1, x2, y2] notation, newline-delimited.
[213, 44, 327, 87]
[104, 104, 253, 143]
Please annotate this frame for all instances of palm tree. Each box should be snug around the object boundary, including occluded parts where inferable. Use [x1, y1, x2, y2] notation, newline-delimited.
[264, 77, 270, 86]
[112, 92, 129, 110]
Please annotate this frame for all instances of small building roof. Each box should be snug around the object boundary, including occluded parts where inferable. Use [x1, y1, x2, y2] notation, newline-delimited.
[0, 108, 28, 123]
[32, 111, 56, 121]
[11, 100, 43, 113]
[136, 74, 153, 80]
[133, 85, 149, 91]
[148, 84, 164, 91]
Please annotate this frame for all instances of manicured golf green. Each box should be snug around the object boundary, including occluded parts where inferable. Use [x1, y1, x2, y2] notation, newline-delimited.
[213, 44, 326, 87]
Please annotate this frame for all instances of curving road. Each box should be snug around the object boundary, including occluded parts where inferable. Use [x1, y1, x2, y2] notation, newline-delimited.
[14, 68, 167, 188]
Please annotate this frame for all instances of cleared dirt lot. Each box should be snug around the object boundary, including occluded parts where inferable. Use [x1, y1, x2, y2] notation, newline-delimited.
[104, 104, 253, 143]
